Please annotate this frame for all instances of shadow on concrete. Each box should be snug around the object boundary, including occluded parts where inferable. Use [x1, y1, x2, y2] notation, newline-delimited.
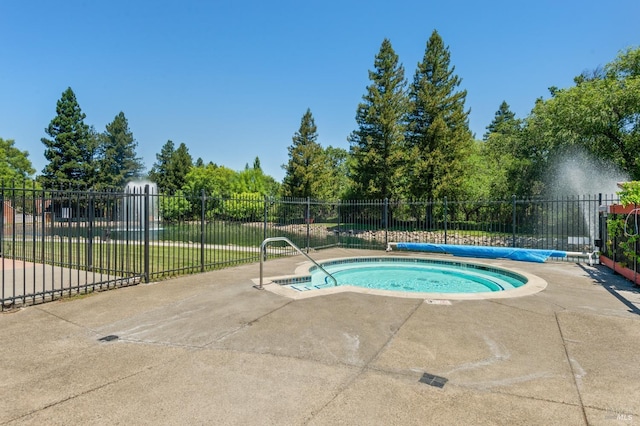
[578, 263, 640, 316]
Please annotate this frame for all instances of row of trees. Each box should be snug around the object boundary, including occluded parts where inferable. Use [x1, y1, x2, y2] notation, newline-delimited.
[280, 109, 349, 200]
[282, 32, 639, 202]
[349, 32, 474, 202]
[39, 88, 145, 190]
[3, 86, 278, 200]
[280, 32, 478, 201]
[281, 32, 477, 202]
[147, 139, 280, 198]
[2, 31, 637, 204]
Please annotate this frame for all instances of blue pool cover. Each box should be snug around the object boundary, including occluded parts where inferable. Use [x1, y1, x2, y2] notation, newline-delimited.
[394, 243, 567, 263]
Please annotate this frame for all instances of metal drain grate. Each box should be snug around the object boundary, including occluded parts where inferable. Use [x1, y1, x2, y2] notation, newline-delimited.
[419, 372, 448, 388]
[98, 335, 119, 342]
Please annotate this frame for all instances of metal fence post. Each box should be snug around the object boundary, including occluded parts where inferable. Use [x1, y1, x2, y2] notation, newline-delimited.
[144, 185, 150, 283]
[88, 189, 94, 269]
[512, 195, 517, 247]
[306, 196, 311, 253]
[0, 184, 4, 255]
[384, 198, 389, 246]
[443, 197, 448, 245]
[263, 196, 268, 260]
[200, 189, 205, 273]
[337, 200, 341, 247]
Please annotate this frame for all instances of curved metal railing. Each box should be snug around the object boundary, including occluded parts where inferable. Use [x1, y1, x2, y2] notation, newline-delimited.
[258, 237, 338, 289]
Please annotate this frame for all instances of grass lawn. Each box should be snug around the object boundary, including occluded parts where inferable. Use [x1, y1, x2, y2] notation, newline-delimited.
[1, 239, 259, 280]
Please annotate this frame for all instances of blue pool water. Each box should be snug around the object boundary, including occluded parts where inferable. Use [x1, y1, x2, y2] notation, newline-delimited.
[303, 258, 527, 293]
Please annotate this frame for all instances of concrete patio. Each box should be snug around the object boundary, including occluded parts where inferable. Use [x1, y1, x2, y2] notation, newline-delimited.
[1, 248, 638, 425]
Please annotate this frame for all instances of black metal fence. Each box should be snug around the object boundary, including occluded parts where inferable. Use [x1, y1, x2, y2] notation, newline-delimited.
[0, 183, 618, 309]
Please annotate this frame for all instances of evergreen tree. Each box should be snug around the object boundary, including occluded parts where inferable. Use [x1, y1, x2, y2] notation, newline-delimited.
[149, 141, 192, 192]
[483, 101, 517, 140]
[149, 140, 175, 192]
[348, 39, 408, 200]
[253, 156, 261, 171]
[482, 102, 526, 197]
[96, 112, 144, 189]
[406, 30, 472, 200]
[40, 87, 96, 188]
[281, 108, 325, 198]
[171, 142, 193, 190]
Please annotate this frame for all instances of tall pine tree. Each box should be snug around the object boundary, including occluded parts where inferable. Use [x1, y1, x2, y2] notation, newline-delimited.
[149, 140, 176, 191]
[281, 108, 324, 198]
[406, 30, 472, 200]
[40, 87, 96, 188]
[348, 39, 408, 200]
[149, 141, 192, 193]
[481, 102, 525, 198]
[483, 101, 517, 140]
[96, 112, 144, 189]
[171, 142, 193, 191]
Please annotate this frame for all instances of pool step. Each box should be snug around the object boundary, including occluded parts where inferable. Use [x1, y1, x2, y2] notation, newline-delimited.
[290, 284, 327, 292]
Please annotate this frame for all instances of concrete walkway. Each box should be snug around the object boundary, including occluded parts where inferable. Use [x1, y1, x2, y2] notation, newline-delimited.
[1, 248, 638, 425]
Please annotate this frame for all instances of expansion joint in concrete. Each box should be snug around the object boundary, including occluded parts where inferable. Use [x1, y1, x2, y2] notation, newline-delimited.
[554, 312, 589, 425]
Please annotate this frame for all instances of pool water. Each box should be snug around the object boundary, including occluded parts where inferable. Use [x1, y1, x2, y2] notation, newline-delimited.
[308, 259, 526, 293]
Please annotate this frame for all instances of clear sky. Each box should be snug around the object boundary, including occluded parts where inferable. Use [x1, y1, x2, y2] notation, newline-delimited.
[1, 0, 638, 182]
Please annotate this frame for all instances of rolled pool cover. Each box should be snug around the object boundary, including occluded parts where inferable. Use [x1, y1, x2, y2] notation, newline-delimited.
[392, 243, 568, 263]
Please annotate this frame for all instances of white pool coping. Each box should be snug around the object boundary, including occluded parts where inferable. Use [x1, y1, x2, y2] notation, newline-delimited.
[254, 256, 548, 300]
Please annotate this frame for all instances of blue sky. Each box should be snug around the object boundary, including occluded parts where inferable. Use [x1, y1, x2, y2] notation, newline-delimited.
[2, 0, 638, 182]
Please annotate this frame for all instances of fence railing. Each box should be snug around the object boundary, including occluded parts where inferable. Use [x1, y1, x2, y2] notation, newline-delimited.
[0, 184, 619, 310]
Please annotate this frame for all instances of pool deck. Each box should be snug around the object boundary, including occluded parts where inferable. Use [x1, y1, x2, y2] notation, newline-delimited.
[1, 248, 639, 425]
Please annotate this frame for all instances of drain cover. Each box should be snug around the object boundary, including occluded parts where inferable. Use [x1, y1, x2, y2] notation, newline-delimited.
[419, 372, 448, 388]
[98, 335, 119, 342]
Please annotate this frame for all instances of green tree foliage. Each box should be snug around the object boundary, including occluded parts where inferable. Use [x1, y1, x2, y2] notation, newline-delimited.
[40, 87, 96, 188]
[180, 163, 234, 219]
[0, 138, 36, 183]
[148, 141, 193, 192]
[182, 163, 236, 198]
[348, 39, 408, 200]
[148, 140, 175, 191]
[95, 112, 144, 190]
[281, 109, 325, 198]
[244, 156, 280, 196]
[617, 180, 640, 206]
[457, 140, 494, 215]
[224, 192, 264, 220]
[172, 142, 193, 188]
[405, 30, 473, 201]
[481, 101, 529, 197]
[483, 101, 517, 140]
[236, 164, 278, 196]
[320, 146, 349, 200]
[522, 47, 640, 183]
[159, 190, 191, 222]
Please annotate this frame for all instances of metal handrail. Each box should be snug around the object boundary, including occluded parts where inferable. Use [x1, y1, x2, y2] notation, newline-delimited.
[258, 237, 338, 289]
